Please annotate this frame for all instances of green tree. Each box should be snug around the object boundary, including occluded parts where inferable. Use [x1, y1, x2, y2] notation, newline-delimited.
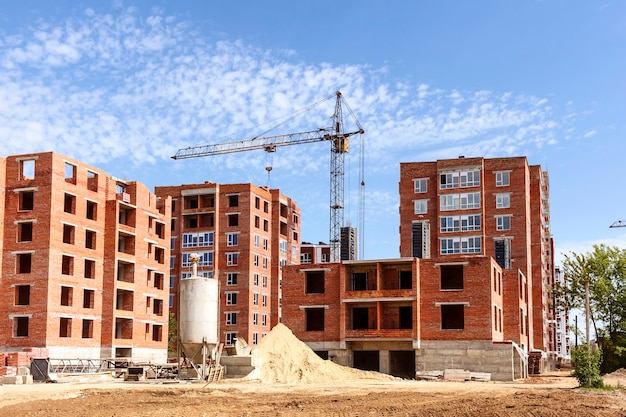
[168, 313, 178, 357]
[555, 244, 626, 372]
[571, 343, 603, 388]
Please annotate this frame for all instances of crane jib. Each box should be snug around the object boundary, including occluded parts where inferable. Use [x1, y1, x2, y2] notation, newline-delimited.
[172, 129, 363, 160]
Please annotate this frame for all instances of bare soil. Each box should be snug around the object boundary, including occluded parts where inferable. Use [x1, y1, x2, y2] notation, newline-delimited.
[1, 372, 626, 416]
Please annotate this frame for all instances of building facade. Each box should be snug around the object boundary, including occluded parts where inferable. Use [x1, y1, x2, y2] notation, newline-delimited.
[281, 156, 554, 380]
[399, 157, 554, 357]
[0, 152, 171, 361]
[155, 182, 300, 348]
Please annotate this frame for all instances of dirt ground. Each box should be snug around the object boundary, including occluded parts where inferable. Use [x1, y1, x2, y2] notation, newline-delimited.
[1, 372, 626, 416]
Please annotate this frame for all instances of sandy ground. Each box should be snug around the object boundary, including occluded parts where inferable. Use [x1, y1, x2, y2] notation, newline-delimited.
[1, 372, 626, 416]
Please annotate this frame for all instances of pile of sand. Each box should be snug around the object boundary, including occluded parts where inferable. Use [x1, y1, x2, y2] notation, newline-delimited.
[245, 323, 396, 384]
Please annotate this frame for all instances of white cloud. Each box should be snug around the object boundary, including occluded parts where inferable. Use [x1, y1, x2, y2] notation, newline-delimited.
[0, 7, 571, 186]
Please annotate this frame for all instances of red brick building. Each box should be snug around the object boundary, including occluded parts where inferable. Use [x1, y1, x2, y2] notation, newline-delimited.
[155, 182, 300, 348]
[0, 152, 171, 361]
[282, 156, 554, 380]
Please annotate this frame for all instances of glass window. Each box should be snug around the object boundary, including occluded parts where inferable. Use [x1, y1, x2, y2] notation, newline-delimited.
[496, 193, 511, 209]
[440, 194, 459, 211]
[440, 216, 460, 232]
[496, 171, 510, 187]
[462, 236, 482, 253]
[226, 292, 238, 305]
[460, 192, 480, 209]
[440, 238, 460, 254]
[227, 233, 239, 247]
[460, 170, 480, 187]
[496, 215, 511, 231]
[414, 199, 427, 214]
[440, 173, 459, 189]
[226, 273, 238, 286]
[461, 215, 481, 231]
[414, 178, 427, 193]
[227, 253, 238, 266]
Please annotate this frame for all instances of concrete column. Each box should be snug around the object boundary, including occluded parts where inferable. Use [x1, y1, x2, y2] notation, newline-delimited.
[379, 350, 390, 374]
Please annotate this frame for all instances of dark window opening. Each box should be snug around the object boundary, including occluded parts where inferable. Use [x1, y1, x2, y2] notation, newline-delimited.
[59, 317, 72, 337]
[63, 224, 75, 244]
[399, 306, 413, 329]
[228, 214, 239, 227]
[82, 320, 94, 338]
[399, 270, 412, 289]
[306, 308, 325, 331]
[85, 230, 96, 249]
[412, 222, 424, 258]
[83, 289, 95, 309]
[61, 286, 73, 306]
[152, 325, 163, 341]
[314, 351, 329, 360]
[352, 307, 369, 329]
[20, 191, 34, 211]
[441, 304, 465, 329]
[17, 253, 32, 274]
[305, 271, 325, 294]
[15, 317, 29, 337]
[64, 193, 76, 214]
[229, 195, 239, 207]
[86, 201, 97, 220]
[15, 285, 31, 305]
[353, 351, 379, 372]
[84, 259, 95, 279]
[185, 196, 198, 209]
[495, 239, 511, 269]
[18, 222, 33, 242]
[351, 272, 368, 291]
[184, 215, 198, 229]
[62, 255, 74, 275]
[441, 265, 464, 290]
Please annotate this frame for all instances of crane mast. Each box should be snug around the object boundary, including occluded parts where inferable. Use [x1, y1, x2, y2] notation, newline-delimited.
[172, 91, 364, 262]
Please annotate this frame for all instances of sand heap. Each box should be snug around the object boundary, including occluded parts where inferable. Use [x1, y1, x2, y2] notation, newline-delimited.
[245, 323, 396, 384]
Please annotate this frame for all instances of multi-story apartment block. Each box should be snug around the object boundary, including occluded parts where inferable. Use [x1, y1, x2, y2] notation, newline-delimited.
[0, 152, 171, 361]
[155, 182, 300, 349]
[399, 157, 553, 355]
[281, 156, 554, 380]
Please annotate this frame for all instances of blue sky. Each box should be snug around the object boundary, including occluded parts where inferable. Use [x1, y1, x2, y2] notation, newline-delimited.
[1, 1, 625, 264]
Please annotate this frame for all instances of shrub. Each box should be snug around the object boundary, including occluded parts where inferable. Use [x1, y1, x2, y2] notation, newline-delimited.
[571, 344, 604, 388]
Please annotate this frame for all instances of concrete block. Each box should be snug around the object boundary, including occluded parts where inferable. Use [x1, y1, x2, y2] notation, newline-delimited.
[22, 375, 33, 384]
[3, 376, 22, 385]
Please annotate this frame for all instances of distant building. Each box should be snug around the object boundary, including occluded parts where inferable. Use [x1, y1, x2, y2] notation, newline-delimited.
[155, 182, 300, 348]
[300, 241, 331, 264]
[553, 266, 571, 362]
[281, 156, 555, 380]
[300, 226, 358, 264]
[0, 152, 171, 361]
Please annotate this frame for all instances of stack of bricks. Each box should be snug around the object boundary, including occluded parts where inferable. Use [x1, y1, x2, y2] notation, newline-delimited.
[0, 349, 47, 383]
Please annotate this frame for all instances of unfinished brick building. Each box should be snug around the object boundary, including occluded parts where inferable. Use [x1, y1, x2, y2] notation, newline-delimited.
[0, 152, 171, 361]
[155, 182, 300, 348]
[282, 156, 554, 380]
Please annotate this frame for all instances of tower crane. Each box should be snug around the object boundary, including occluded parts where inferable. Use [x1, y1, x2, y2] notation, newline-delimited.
[610, 221, 626, 228]
[172, 91, 364, 262]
